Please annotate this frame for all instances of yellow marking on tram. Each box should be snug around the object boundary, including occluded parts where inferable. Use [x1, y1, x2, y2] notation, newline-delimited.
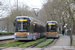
[17, 19, 27, 21]
[33, 24, 35, 26]
[46, 32, 57, 35]
[48, 23, 55, 25]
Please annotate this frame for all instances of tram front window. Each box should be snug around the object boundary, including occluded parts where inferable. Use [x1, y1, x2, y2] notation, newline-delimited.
[16, 22, 30, 32]
[18, 22, 21, 31]
[23, 22, 30, 32]
[47, 25, 56, 32]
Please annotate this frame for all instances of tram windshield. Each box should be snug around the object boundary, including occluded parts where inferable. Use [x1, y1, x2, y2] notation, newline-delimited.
[46, 23, 57, 32]
[23, 22, 30, 31]
[15, 19, 30, 32]
[16, 22, 30, 32]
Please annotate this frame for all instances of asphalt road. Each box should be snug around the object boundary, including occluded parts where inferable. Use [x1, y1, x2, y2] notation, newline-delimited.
[0, 35, 14, 40]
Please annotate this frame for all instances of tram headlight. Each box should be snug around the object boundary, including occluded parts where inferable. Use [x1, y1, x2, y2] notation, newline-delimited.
[14, 33, 16, 35]
[27, 33, 29, 35]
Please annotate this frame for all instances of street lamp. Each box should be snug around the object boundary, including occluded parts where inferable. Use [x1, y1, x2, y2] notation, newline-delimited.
[33, 8, 39, 17]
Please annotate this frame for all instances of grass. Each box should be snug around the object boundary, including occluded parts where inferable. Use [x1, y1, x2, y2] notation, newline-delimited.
[0, 32, 13, 35]
[0, 40, 16, 47]
[0, 41, 24, 47]
[0, 43, 6, 46]
[0, 37, 46, 47]
[1, 42, 24, 47]
[34, 39, 53, 48]
[18, 37, 46, 47]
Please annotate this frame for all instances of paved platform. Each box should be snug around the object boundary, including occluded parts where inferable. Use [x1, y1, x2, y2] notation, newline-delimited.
[54, 35, 70, 46]
[46, 34, 74, 50]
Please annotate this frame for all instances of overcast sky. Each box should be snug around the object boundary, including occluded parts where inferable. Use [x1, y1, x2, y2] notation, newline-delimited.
[0, 0, 46, 18]
[0, 0, 49, 18]
[0, 0, 47, 8]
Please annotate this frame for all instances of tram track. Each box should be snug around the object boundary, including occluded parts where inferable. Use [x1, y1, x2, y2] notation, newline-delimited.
[40, 38, 59, 50]
[0, 38, 47, 50]
[0, 41, 28, 50]
[28, 38, 57, 48]
[0, 37, 58, 50]
[0, 40, 16, 47]
[0, 37, 46, 47]
[28, 38, 47, 48]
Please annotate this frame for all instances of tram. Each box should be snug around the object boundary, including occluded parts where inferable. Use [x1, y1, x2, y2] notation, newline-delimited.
[46, 21, 59, 39]
[14, 16, 46, 40]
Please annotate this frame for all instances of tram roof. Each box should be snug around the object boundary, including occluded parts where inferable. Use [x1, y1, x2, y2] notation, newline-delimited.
[47, 21, 57, 23]
[16, 16, 45, 25]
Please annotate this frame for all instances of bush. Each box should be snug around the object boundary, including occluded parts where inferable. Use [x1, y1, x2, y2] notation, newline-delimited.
[0, 32, 14, 36]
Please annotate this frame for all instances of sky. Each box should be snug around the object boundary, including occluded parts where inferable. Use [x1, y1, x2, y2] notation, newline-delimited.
[0, 0, 48, 18]
[0, 0, 47, 9]
[0, 0, 74, 18]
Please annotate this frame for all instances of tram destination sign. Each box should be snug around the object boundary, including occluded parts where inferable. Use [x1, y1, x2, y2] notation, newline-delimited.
[17, 19, 27, 21]
[48, 23, 55, 25]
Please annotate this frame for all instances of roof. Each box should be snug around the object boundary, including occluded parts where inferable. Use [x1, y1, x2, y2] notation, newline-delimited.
[16, 16, 45, 26]
[16, 16, 28, 18]
[47, 21, 57, 23]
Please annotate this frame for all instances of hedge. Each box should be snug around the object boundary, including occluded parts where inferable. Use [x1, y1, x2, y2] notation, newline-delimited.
[0, 32, 14, 35]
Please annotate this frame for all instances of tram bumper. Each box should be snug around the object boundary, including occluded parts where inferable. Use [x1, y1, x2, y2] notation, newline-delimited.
[14, 36, 32, 40]
[14, 38, 32, 40]
[46, 34, 58, 39]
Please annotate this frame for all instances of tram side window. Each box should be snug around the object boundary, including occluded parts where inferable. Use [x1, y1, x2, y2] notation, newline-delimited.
[41, 26, 43, 33]
[42, 27, 45, 33]
[40, 26, 43, 33]
[46, 25, 49, 32]
[34, 24, 38, 32]
[39, 26, 41, 33]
